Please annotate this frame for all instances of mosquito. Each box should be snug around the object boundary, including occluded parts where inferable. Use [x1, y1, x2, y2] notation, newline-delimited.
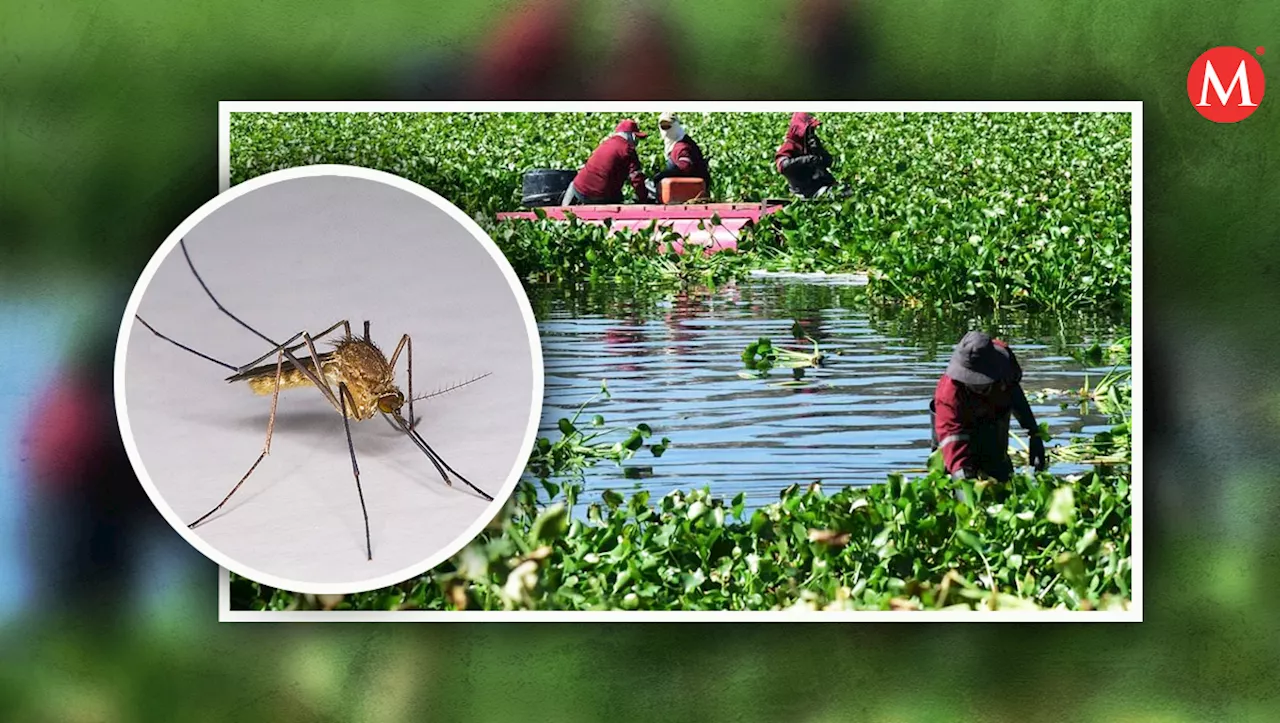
[133, 238, 495, 561]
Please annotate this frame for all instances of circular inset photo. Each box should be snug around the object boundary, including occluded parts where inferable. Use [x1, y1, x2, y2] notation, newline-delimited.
[115, 166, 543, 594]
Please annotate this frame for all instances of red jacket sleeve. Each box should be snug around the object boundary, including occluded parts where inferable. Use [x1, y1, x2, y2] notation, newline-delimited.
[671, 140, 694, 174]
[775, 136, 804, 173]
[627, 145, 649, 202]
[933, 376, 974, 474]
[774, 149, 790, 174]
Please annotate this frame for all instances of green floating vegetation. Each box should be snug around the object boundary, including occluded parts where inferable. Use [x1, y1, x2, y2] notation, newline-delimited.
[739, 336, 825, 381]
[231, 338, 1132, 613]
[488, 213, 749, 288]
[233, 467, 1130, 613]
[1028, 337, 1132, 467]
[230, 111, 1132, 312]
[526, 381, 671, 483]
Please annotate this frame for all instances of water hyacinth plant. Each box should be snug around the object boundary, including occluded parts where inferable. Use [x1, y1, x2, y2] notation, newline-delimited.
[233, 466, 1131, 612]
[231, 111, 1131, 312]
[232, 339, 1133, 613]
[227, 111, 1132, 612]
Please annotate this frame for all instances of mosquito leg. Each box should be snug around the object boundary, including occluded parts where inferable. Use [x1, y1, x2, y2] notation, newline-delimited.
[134, 315, 237, 371]
[339, 382, 372, 561]
[363, 321, 371, 342]
[180, 239, 280, 348]
[301, 333, 338, 402]
[235, 320, 350, 374]
[387, 413, 495, 502]
[229, 330, 309, 376]
[227, 324, 354, 417]
[388, 334, 415, 431]
[407, 431, 494, 502]
[264, 331, 347, 420]
[188, 347, 286, 528]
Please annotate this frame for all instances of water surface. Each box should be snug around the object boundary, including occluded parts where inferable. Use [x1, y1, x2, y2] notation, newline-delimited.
[533, 280, 1128, 507]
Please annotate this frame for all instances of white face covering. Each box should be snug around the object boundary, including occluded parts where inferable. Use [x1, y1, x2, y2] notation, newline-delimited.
[659, 112, 686, 156]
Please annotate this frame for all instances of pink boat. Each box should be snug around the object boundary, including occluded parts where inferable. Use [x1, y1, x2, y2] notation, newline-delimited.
[495, 201, 789, 254]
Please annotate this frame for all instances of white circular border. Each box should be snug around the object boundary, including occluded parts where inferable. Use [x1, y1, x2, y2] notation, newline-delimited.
[113, 164, 545, 595]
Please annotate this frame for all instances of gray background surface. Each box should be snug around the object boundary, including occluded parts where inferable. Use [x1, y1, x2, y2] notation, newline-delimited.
[124, 174, 538, 587]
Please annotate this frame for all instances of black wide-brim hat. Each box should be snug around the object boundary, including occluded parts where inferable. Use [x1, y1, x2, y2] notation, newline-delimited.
[945, 331, 1012, 385]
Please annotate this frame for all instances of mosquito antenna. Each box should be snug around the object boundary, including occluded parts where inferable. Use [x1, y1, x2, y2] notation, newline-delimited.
[180, 239, 280, 348]
[410, 372, 494, 403]
[134, 315, 237, 371]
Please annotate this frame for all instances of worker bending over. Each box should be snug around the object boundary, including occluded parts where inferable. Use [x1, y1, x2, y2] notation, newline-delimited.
[932, 331, 1047, 482]
[563, 119, 651, 205]
[774, 112, 837, 198]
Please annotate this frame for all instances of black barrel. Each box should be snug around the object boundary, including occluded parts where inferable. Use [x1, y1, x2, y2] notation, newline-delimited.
[522, 169, 577, 207]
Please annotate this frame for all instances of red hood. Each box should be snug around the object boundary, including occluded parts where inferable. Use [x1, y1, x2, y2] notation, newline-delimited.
[785, 112, 821, 144]
[777, 113, 821, 161]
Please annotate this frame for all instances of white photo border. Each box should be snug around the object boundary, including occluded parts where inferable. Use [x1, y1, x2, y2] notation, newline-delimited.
[216, 100, 1143, 622]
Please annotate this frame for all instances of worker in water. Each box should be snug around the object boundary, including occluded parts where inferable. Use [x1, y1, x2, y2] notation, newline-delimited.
[931, 331, 1047, 482]
[774, 111, 837, 198]
[648, 111, 712, 198]
[562, 119, 651, 205]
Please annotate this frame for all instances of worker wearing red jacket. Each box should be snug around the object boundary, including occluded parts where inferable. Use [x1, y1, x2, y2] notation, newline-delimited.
[931, 331, 1047, 481]
[650, 112, 712, 195]
[775, 112, 836, 198]
[562, 119, 651, 205]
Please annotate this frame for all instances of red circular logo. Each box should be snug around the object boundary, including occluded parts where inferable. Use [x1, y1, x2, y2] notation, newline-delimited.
[1188, 46, 1266, 122]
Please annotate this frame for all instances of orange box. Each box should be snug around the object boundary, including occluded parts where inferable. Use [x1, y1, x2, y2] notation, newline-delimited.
[660, 177, 708, 204]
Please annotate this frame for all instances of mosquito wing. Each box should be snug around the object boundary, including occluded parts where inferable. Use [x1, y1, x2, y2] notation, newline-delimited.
[226, 349, 338, 395]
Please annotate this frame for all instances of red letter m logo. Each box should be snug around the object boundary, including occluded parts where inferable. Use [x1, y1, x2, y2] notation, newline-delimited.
[1188, 46, 1266, 123]
[1197, 59, 1258, 107]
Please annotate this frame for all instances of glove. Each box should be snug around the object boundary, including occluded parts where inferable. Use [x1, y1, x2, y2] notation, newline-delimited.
[1029, 436, 1047, 472]
[781, 154, 818, 172]
[951, 468, 976, 481]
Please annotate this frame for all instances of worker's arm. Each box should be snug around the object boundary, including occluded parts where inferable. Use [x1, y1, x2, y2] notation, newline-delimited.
[628, 147, 649, 203]
[671, 142, 696, 174]
[1010, 383, 1037, 433]
[776, 153, 820, 175]
[999, 343, 1036, 433]
[807, 137, 833, 167]
[933, 390, 974, 477]
[1010, 383, 1047, 471]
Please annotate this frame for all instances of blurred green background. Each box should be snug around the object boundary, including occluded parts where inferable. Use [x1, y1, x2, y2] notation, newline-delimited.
[1, 0, 1277, 719]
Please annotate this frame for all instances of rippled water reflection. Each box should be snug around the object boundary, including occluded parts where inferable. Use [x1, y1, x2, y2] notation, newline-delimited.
[532, 280, 1128, 507]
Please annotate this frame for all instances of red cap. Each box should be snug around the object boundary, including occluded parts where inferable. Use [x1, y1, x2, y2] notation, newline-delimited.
[614, 119, 648, 137]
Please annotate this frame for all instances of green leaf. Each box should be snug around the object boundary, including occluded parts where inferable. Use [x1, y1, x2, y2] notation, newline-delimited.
[531, 503, 569, 542]
[955, 529, 984, 554]
[1047, 486, 1076, 525]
